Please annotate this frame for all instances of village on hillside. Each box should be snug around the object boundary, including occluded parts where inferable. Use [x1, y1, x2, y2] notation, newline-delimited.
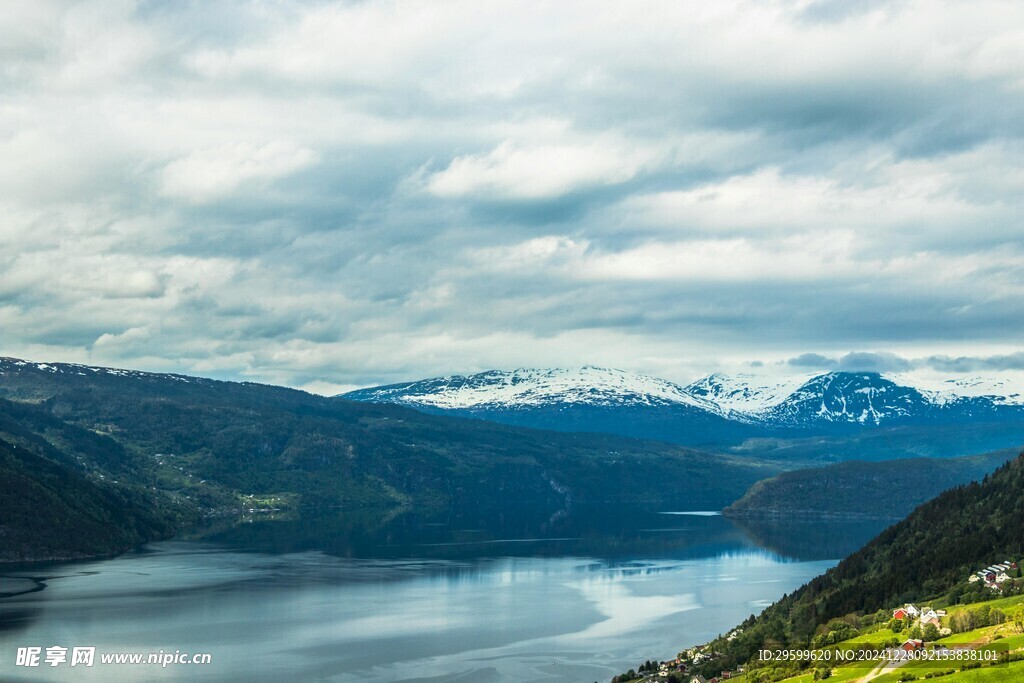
[967, 559, 1017, 589]
[613, 557, 1024, 683]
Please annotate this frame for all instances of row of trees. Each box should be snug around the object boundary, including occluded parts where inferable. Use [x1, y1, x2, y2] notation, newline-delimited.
[949, 604, 1008, 634]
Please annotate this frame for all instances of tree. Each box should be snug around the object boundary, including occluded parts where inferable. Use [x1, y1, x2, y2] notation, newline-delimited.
[922, 623, 940, 642]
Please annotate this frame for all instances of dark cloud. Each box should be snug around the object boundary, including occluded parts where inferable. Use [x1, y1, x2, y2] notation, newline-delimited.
[836, 352, 913, 373]
[787, 353, 838, 369]
[925, 353, 1024, 373]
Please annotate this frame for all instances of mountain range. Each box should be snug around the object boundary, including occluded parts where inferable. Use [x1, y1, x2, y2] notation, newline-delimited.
[0, 357, 779, 561]
[342, 367, 1024, 457]
[4, 356, 1024, 562]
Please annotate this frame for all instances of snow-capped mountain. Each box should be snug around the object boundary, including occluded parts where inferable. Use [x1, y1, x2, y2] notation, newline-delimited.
[759, 372, 934, 426]
[341, 367, 1024, 444]
[343, 366, 722, 413]
[683, 373, 815, 415]
[0, 357, 215, 386]
[886, 374, 1024, 407]
[755, 372, 1024, 428]
[340, 367, 756, 446]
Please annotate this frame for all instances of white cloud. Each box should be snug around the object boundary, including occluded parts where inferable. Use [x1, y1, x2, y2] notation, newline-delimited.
[160, 142, 317, 203]
[426, 140, 653, 200]
[94, 325, 151, 351]
[0, 0, 1023, 389]
[462, 236, 588, 271]
[622, 165, 987, 237]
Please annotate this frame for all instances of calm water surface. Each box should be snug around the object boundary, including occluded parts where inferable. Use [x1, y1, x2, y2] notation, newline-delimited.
[0, 508, 888, 682]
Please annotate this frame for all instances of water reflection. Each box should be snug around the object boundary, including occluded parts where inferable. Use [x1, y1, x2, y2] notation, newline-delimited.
[730, 515, 891, 560]
[190, 504, 889, 564]
[0, 509, 891, 682]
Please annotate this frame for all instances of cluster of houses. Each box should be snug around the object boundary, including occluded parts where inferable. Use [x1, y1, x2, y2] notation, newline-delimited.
[892, 603, 947, 628]
[967, 559, 1017, 589]
[891, 604, 952, 651]
[635, 654, 742, 683]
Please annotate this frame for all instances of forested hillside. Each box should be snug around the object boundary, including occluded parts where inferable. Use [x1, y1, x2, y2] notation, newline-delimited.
[724, 449, 1018, 519]
[691, 453, 1024, 679]
[0, 436, 180, 563]
[0, 358, 780, 561]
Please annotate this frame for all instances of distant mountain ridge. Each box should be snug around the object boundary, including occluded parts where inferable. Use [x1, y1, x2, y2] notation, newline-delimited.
[683, 372, 814, 415]
[342, 366, 758, 446]
[345, 366, 724, 412]
[0, 355, 790, 561]
[341, 367, 1024, 443]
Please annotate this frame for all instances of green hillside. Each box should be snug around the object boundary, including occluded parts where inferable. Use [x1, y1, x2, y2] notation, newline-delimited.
[681, 453, 1024, 681]
[0, 358, 781, 561]
[724, 450, 1019, 519]
[0, 436, 180, 563]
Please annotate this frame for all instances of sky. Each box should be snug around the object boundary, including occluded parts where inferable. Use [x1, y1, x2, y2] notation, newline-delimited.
[1, 0, 1023, 394]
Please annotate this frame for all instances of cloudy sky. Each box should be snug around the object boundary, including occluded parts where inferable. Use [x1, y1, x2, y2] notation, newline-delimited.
[2, 0, 1024, 393]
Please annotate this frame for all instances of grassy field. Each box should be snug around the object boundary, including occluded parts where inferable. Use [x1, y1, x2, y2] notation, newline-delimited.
[760, 593, 1024, 683]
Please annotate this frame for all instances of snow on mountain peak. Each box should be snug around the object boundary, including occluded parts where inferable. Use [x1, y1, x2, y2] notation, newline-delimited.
[342, 366, 1024, 428]
[345, 366, 724, 412]
[684, 372, 815, 414]
[884, 373, 1024, 407]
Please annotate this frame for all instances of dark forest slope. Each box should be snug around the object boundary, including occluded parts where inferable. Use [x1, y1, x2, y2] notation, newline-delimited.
[693, 452, 1024, 678]
[0, 358, 780, 561]
[723, 448, 1019, 519]
[0, 436, 178, 563]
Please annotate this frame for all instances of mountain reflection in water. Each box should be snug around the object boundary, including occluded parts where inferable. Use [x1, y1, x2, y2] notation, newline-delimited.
[0, 507, 889, 682]
[192, 504, 884, 562]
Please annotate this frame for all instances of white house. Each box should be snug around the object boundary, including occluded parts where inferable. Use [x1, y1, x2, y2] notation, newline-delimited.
[904, 604, 920, 617]
[969, 574, 980, 583]
[996, 572, 1011, 583]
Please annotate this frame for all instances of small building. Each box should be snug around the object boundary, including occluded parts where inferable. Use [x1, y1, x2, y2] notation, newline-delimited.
[902, 639, 924, 652]
[904, 604, 920, 617]
[996, 572, 1011, 583]
[969, 574, 980, 583]
[893, 608, 908, 620]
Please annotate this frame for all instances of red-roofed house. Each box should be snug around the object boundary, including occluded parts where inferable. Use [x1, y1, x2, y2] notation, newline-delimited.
[902, 639, 924, 652]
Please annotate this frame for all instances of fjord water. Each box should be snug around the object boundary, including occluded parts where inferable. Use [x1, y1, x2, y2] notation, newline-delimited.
[0, 508, 886, 682]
